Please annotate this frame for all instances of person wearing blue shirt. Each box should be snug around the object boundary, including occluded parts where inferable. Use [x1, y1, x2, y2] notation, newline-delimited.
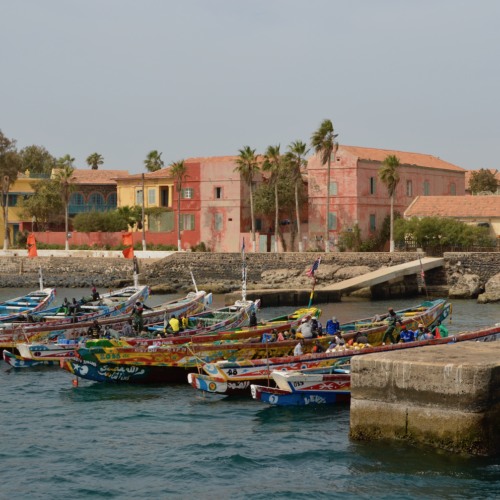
[400, 326, 415, 343]
[326, 316, 340, 336]
[262, 332, 275, 343]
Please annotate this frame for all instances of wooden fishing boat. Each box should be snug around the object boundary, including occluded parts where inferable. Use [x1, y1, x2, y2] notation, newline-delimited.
[0, 288, 56, 322]
[3, 349, 60, 368]
[251, 371, 351, 406]
[0, 289, 209, 350]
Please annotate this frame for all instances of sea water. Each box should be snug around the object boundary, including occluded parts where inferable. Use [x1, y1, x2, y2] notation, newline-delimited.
[1, 288, 499, 499]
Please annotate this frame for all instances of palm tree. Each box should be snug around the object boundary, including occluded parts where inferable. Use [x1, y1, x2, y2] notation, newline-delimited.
[53, 165, 76, 250]
[378, 155, 401, 253]
[234, 146, 260, 252]
[144, 151, 164, 172]
[310, 120, 338, 252]
[284, 141, 309, 252]
[262, 145, 283, 253]
[57, 154, 75, 168]
[86, 153, 104, 170]
[170, 160, 189, 251]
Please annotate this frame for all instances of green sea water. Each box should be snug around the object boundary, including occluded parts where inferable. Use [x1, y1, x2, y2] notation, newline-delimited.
[1, 289, 500, 499]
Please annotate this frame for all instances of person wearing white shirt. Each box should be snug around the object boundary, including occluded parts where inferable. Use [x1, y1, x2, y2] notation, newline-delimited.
[294, 339, 305, 356]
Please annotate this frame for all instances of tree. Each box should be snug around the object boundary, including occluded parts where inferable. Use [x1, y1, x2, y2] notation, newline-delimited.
[253, 167, 307, 251]
[0, 130, 22, 249]
[468, 169, 498, 194]
[311, 120, 338, 252]
[144, 150, 164, 172]
[378, 154, 401, 253]
[53, 165, 76, 250]
[261, 145, 283, 253]
[86, 153, 104, 170]
[57, 154, 75, 168]
[116, 205, 143, 230]
[234, 146, 260, 252]
[17, 179, 65, 230]
[170, 160, 189, 251]
[19, 145, 57, 175]
[284, 141, 309, 252]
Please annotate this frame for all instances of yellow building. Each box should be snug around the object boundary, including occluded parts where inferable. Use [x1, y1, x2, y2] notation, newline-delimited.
[0, 172, 45, 244]
[115, 169, 174, 231]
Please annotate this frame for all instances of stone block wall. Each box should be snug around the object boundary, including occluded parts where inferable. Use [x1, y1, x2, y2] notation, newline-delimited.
[445, 253, 500, 283]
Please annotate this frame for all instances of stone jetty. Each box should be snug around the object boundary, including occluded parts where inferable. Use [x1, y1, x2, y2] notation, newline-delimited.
[349, 342, 500, 456]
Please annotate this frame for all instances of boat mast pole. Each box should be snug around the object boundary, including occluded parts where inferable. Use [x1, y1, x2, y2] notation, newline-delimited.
[39, 265, 43, 291]
[133, 257, 138, 288]
[190, 270, 199, 294]
[265, 337, 270, 387]
[242, 237, 247, 302]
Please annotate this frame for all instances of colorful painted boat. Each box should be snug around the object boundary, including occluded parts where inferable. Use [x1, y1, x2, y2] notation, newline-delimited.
[0, 288, 56, 322]
[0, 287, 210, 349]
[3, 349, 59, 368]
[251, 371, 351, 406]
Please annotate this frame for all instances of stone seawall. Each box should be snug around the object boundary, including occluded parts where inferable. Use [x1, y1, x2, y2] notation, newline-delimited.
[0, 256, 134, 288]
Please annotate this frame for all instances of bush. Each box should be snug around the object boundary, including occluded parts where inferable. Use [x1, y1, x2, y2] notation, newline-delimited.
[190, 241, 211, 252]
[73, 210, 129, 233]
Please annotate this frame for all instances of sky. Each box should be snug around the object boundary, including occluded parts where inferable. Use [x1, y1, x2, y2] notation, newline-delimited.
[1, 0, 499, 174]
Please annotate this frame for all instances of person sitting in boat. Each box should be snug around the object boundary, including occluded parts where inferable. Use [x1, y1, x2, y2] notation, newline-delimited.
[122, 319, 134, 337]
[382, 308, 403, 345]
[400, 326, 415, 343]
[311, 318, 323, 337]
[421, 327, 434, 340]
[372, 314, 381, 323]
[97, 298, 105, 307]
[313, 340, 327, 353]
[249, 311, 258, 328]
[180, 314, 189, 330]
[168, 314, 181, 335]
[414, 323, 425, 340]
[289, 329, 297, 340]
[433, 321, 449, 339]
[296, 318, 313, 339]
[262, 331, 276, 343]
[326, 316, 340, 336]
[68, 298, 81, 318]
[91, 287, 100, 301]
[276, 329, 285, 341]
[294, 338, 305, 356]
[104, 325, 120, 340]
[57, 297, 70, 315]
[356, 332, 369, 345]
[87, 319, 102, 339]
[196, 319, 204, 329]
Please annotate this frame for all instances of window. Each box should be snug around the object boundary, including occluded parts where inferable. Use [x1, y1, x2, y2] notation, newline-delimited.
[214, 187, 223, 199]
[107, 193, 117, 207]
[69, 193, 85, 206]
[369, 177, 376, 195]
[451, 183, 456, 196]
[370, 214, 376, 232]
[251, 182, 257, 191]
[329, 182, 338, 196]
[6, 194, 18, 206]
[89, 193, 104, 206]
[330, 153, 336, 162]
[180, 213, 195, 231]
[328, 212, 337, 230]
[136, 189, 143, 205]
[148, 189, 156, 204]
[215, 213, 223, 230]
[255, 219, 262, 231]
[181, 188, 193, 199]
[407, 180, 412, 197]
[424, 181, 429, 196]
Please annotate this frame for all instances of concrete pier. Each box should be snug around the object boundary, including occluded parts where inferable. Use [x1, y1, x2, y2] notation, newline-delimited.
[224, 289, 341, 307]
[349, 343, 500, 456]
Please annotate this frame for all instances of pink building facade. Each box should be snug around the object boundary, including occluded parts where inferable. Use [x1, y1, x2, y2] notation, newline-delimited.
[307, 146, 466, 250]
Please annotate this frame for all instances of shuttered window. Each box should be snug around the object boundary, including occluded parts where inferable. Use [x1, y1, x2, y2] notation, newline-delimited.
[215, 213, 223, 230]
[148, 189, 156, 204]
[424, 181, 429, 196]
[180, 213, 195, 230]
[370, 214, 376, 232]
[255, 219, 262, 231]
[451, 183, 456, 196]
[136, 189, 143, 205]
[329, 182, 338, 196]
[181, 188, 194, 199]
[407, 181, 412, 197]
[370, 178, 376, 195]
[328, 212, 337, 230]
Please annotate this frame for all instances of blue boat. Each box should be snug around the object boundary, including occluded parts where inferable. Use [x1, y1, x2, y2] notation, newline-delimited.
[0, 288, 56, 323]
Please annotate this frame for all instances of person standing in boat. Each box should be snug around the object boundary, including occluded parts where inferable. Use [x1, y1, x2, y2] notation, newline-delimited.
[132, 300, 151, 334]
[87, 319, 102, 339]
[382, 308, 403, 345]
[433, 321, 448, 338]
[297, 318, 313, 339]
[249, 311, 258, 328]
[326, 316, 340, 336]
[91, 287, 100, 301]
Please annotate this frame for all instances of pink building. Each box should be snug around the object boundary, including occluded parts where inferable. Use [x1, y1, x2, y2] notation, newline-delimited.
[307, 146, 466, 250]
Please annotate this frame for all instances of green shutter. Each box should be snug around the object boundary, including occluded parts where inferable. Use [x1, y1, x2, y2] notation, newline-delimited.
[179, 213, 183, 231]
[191, 214, 195, 230]
[328, 212, 337, 230]
[181, 188, 185, 199]
[329, 182, 338, 195]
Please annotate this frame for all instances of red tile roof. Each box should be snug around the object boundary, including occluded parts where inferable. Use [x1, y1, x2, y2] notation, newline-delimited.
[70, 169, 129, 185]
[465, 169, 498, 190]
[115, 167, 173, 181]
[185, 155, 239, 163]
[337, 145, 466, 172]
[405, 196, 500, 218]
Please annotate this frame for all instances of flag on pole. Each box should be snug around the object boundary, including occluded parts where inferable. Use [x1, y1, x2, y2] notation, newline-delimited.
[306, 256, 322, 277]
[27, 233, 37, 257]
[122, 232, 134, 259]
[122, 246, 134, 259]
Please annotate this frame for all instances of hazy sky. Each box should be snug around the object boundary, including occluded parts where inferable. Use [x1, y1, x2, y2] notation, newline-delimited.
[1, 0, 499, 174]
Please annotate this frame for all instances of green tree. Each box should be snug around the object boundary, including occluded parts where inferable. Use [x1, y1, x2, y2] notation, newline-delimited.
[468, 169, 498, 194]
[170, 160, 189, 251]
[0, 130, 22, 249]
[144, 150, 164, 172]
[261, 145, 283, 253]
[17, 179, 65, 230]
[57, 154, 75, 168]
[116, 205, 144, 230]
[19, 145, 57, 175]
[284, 140, 309, 252]
[53, 165, 76, 250]
[378, 154, 401, 253]
[311, 119, 338, 252]
[234, 146, 260, 252]
[86, 153, 104, 170]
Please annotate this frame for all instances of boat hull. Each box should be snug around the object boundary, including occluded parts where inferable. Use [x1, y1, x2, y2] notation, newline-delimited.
[187, 373, 260, 395]
[251, 385, 350, 406]
[3, 350, 57, 368]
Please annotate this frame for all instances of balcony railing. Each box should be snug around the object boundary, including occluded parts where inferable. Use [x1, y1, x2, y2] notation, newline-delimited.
[68, 203, 117, 214]
[28, 173, 51, 179]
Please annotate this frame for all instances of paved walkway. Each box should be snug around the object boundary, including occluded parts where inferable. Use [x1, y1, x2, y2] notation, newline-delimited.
[321, 257, 444, 293]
